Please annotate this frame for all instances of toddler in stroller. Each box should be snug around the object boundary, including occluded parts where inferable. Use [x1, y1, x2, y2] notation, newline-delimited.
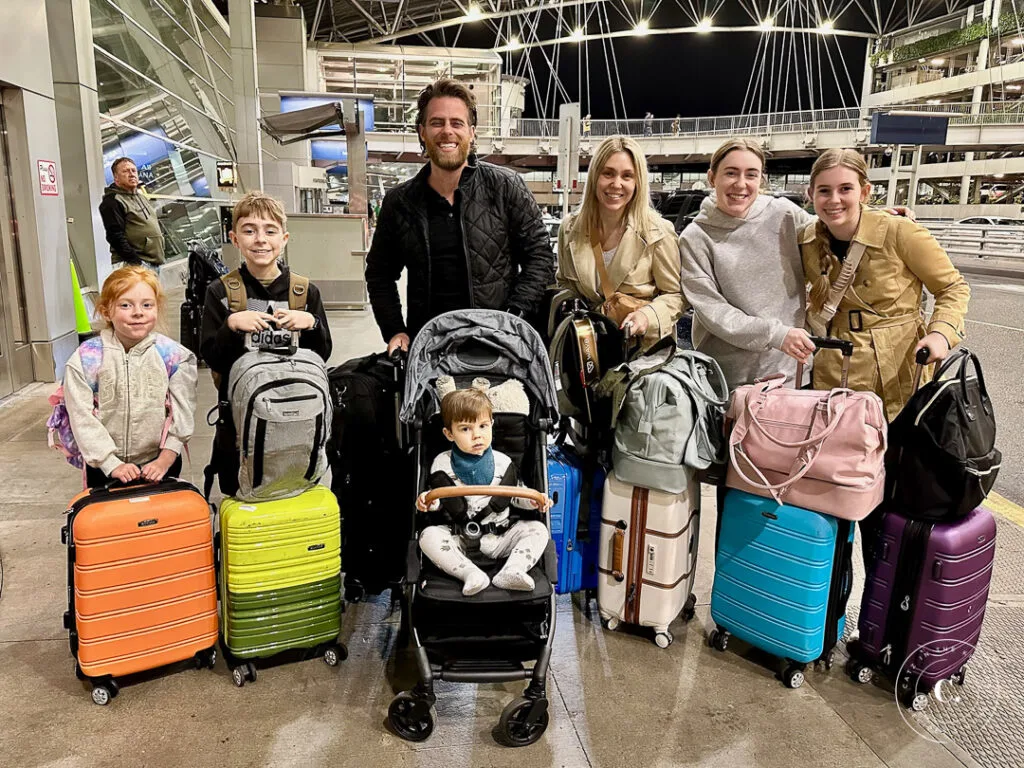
[416, 387, 552, 596]
[389, 310, 561, 747]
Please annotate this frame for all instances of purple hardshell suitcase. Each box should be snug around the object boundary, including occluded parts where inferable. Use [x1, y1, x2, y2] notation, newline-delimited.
[848, 505, 996, 710]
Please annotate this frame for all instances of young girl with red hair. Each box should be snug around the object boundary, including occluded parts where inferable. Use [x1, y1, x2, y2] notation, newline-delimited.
[59, 265, 198, 488]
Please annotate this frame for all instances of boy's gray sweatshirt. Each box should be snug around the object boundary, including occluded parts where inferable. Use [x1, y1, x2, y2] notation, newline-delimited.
[678, 194, 815, 390]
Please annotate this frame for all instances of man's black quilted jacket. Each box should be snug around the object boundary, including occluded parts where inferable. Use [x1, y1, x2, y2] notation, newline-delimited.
[365, 157, 555, 342]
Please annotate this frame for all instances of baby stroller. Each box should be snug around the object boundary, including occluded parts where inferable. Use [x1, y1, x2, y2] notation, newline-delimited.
[387, 310, 560, 747]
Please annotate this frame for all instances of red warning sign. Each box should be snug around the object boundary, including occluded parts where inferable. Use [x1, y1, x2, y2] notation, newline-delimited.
[38, 159, 58, 196]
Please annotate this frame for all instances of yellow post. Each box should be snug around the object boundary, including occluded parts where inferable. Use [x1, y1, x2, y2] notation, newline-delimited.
[70, 261, 94, 340]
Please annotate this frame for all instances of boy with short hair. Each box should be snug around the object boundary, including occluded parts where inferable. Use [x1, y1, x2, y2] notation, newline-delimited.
[416, 388, 551, 596]
[201, 191, 333, 495]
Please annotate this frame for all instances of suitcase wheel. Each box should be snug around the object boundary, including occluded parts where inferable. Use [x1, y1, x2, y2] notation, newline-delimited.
[654, 631, 673, 649]
[709, 628, 729, 652]
[497, 696, 549, 748]
[323, 643, 348, 667]
[91, 678, 118, 706]
[847, 659, 874, 685]
[782, 665, 806, 689]
[814, 649, 836, 671]
[388, 691, 435, 742]
[681, 593, 697, 622]
[231, 662, 257, 688]
[194, 647, 217, 670]
[900, 689, 930, 711]
[601, 616, 620, 632]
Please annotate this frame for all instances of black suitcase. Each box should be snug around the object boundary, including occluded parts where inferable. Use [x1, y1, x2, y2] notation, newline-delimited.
[327, 352, 411, 602]
[179, 299, 199, 358]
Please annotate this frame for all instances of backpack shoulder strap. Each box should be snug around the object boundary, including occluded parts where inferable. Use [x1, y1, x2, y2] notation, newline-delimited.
[77, 336, 105, 394]
[153, 334, 185, 378]
[221, 270, 247, 312]
[288, 272, 309, 311]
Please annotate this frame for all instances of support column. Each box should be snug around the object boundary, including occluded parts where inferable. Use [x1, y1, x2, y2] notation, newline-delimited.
[45, 0, 107, 289]
[230, 0, 263, 191]
[908, 146, 923, 207]
[344, 104, 367, 215]
[962, 0, 1002, 204]
[886, 145, 902, 207]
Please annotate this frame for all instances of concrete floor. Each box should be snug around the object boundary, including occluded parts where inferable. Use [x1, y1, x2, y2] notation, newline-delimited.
[0, 280, 1021, 767]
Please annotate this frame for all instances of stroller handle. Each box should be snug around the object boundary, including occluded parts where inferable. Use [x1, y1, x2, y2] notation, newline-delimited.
[423, 485, 547, 508]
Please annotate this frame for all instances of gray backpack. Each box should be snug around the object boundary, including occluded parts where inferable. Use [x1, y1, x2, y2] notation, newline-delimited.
[601, 346, 728, 494]
[226, 346, 332, 501]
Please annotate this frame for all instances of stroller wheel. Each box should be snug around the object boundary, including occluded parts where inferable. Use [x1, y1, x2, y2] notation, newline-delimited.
[498, 696, 549, 747]
[388, 691, 434, 742]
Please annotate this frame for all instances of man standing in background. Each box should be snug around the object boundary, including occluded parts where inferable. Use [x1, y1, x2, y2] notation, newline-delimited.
[99, 157, 165, 267]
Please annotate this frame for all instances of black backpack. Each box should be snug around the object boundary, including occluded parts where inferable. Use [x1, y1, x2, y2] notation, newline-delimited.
[180, 249, 228, 361]
[326, 352, 411, 602]
[886, 347, 1001, 521]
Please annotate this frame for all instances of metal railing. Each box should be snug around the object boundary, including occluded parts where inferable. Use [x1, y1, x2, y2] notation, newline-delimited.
[923, 221, 1024, 261]
[365, 101, 1024, 141]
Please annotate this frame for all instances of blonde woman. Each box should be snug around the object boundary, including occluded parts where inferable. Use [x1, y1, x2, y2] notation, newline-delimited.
[678, 138, 818, 390]
[556, 135, 684, 351]
[801, 148, 970, 421]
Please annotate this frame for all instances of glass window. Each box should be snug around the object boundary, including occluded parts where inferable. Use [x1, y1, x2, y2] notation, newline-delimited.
[154, 198, 224, 260]
[91, 0, 226, 126]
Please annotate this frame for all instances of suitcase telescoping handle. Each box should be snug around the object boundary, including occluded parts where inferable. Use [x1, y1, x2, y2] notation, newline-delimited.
[795, 336, 855, 389]
[912, 346, 930, 392]
[611, 521, 626, 582]
[421, 485, 548, 509]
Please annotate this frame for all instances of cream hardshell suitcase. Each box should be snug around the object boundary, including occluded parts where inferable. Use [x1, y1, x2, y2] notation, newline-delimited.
[597, 472, 700, 647]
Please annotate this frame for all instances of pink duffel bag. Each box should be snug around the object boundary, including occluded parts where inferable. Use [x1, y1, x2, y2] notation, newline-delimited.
[725, 339, 887, 521]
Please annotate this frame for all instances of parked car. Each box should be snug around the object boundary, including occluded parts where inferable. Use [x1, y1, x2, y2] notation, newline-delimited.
[542, 214, 561, 260]
[956, 216, 1023, 226]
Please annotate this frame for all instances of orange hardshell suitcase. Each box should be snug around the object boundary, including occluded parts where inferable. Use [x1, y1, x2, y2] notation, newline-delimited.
[61, 479, 219, 705]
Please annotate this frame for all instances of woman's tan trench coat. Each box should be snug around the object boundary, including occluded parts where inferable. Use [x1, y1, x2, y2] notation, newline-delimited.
[556, 212, 686, 351]
[799, 206, 970, 421]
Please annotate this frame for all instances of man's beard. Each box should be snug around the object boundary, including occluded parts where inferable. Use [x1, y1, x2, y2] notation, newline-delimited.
[425, 135, 471, 171]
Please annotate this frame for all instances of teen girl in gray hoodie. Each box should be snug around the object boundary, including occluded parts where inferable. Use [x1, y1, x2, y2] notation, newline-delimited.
[678, 138, 817, 390]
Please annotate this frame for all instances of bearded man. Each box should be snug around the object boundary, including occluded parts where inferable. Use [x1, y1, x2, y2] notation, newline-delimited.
[365, 78, 554, 352]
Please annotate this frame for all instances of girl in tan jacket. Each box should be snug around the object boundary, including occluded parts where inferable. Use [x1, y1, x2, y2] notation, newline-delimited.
[556, 135, 684, 351]
[62, 266, 198, 488]
[800, 148, 970, 421]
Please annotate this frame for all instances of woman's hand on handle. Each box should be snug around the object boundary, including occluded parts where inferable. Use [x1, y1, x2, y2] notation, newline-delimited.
[914, 332, 951, 365]
[620, 311, 649, 338]
[780, 328, 816, 364]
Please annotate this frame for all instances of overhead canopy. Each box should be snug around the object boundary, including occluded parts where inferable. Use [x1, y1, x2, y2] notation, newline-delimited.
[260, 102, 345, 145]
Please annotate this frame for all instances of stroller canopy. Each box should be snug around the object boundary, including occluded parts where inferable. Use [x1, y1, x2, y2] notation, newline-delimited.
[401, 310, 559, 424]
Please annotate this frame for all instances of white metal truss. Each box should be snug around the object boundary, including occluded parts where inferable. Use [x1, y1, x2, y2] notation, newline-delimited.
[302, 0, 987, 119]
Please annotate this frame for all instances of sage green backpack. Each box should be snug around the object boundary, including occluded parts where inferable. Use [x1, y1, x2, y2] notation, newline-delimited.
[601, 346, 729, 494]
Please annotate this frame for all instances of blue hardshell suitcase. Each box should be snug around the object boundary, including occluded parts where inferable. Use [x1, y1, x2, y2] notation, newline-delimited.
[709, 489, 854, 688]
[547, 445, 606, 594]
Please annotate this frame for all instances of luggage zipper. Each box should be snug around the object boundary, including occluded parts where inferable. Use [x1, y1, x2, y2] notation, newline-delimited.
[883, 519, 931, 673]
[305, 413, 323, 480]
[625, 487, 648, 625]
